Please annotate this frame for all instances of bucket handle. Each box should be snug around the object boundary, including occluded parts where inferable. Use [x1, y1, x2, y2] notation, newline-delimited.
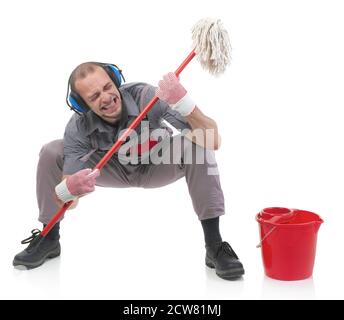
[256, 226, 276, 248]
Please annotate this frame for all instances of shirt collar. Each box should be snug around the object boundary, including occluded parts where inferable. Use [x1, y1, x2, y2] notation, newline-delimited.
[84, 86, 139, 135]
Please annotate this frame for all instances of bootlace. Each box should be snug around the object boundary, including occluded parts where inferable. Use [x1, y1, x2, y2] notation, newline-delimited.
[21, 229, 41, 244]
[218, 241, 239, 259]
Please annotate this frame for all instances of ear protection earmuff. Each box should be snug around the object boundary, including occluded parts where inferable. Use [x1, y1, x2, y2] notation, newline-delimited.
[66, 62, 125, 114]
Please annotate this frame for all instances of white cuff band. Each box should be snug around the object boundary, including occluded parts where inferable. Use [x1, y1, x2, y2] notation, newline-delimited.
[55, 179, 78, 203]
[170, 93, 196, 117]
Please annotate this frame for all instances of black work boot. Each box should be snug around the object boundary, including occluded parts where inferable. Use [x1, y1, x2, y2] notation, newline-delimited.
[206, 241, 245, 280]
[13, 224, 61, 269]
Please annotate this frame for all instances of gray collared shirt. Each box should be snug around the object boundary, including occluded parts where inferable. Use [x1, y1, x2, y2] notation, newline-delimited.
[63, 82, 191, 174]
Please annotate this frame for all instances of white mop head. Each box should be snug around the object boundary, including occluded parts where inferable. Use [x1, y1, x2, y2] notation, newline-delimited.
[191, 18, 231, 75]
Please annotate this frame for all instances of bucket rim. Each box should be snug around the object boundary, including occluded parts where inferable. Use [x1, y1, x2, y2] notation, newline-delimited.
[256, 209, 324, 227]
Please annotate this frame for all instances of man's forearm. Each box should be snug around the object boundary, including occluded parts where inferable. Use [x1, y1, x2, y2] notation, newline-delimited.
[154, 73, 221, 150]
[185, 106, 221, 150]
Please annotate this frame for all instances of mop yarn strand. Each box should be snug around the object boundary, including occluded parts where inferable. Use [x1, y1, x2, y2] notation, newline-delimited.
[191, 18, 231, 75]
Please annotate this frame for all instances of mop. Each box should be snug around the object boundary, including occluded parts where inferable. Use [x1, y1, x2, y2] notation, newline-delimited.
[19, 17, 232, 253]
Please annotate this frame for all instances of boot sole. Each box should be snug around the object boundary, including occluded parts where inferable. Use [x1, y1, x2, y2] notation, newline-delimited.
[206, 259, 245, 280]
[13, 246, 61, 270]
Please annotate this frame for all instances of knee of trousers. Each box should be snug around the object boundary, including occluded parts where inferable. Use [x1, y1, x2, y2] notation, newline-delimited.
[183, 140, 218, 167]
[39, 139, 64, 166]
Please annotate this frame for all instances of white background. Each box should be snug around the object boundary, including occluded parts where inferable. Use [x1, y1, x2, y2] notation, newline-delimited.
[0, 0, 343, 300]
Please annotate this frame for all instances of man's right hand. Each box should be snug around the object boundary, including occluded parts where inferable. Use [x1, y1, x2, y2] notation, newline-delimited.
[66, 168, 100, 196]
[55, 168, 100, 203]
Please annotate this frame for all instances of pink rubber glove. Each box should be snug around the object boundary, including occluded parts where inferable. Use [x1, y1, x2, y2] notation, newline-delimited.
[155, 72, 187, 104]
[156, 72, 196, 116]
[66, 168, 100, 196]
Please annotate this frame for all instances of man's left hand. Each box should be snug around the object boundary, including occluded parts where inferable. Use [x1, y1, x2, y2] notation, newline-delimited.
[156, 72, 195, 116]
[156, 72, 187, 104]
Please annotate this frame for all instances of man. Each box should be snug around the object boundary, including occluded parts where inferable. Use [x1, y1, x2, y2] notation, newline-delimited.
[13, 62, 244, 280]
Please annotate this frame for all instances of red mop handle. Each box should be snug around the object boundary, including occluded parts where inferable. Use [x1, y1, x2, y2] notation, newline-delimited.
[41, 49, 196, 237]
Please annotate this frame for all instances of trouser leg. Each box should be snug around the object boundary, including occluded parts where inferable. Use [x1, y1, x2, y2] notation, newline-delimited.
[36, 135, 225, 222]
[143, 135, 225, 220]
[36, 141, 136, 224]
[37, 139, 64, 225]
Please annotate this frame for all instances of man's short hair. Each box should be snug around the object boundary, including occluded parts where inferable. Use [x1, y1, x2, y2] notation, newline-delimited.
[70, 62, 101, 92]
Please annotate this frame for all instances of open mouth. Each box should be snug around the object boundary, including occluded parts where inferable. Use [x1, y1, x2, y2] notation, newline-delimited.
[101, 96, 119, 113]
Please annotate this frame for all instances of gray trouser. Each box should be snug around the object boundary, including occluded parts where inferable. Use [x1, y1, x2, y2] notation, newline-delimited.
[37, 135, 225, 224]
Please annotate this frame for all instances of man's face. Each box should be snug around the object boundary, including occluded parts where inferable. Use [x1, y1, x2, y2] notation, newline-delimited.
[75, 67, 122, 123]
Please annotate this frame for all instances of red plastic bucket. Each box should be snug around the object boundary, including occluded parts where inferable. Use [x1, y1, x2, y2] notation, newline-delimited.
[256, 207, 323, 281]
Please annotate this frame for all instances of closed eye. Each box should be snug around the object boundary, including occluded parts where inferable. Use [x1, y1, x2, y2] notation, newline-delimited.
[104, 83, 113, 91]
[88, 82, 113, 102]
[89, 93, 100, 102]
